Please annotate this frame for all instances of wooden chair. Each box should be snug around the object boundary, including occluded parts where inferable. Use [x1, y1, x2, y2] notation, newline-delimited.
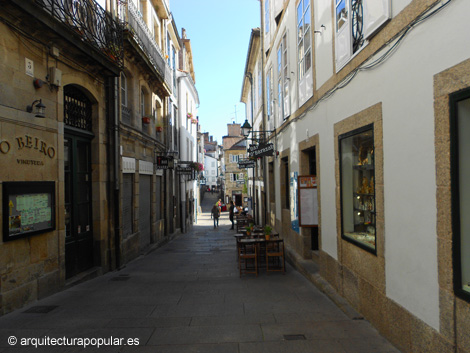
[236, 217, 248, 232]
[266, 239, 285, 274]
[238, 240, 258, 277]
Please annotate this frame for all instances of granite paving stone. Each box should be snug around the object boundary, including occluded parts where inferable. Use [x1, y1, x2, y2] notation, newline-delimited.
[0, 193, 401, 352]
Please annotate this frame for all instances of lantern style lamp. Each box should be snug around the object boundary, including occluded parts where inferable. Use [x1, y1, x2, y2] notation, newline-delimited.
[27, 99, 46, 118]
[241, 119, 252, 137]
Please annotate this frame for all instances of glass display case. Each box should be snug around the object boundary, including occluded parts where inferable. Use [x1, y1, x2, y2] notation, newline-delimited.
[340, 125, 376, 253]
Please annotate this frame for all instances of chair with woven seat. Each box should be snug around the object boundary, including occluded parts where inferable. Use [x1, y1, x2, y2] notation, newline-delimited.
[238, 240, 258, 277]
[266, 239, 285, 274]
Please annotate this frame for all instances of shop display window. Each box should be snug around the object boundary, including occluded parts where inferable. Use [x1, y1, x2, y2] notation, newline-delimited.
[451, 90, 470, 299]
[339, 124, 376, 253]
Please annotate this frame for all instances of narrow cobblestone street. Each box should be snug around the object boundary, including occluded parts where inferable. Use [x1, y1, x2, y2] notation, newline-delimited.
[0, 192, 400, 352]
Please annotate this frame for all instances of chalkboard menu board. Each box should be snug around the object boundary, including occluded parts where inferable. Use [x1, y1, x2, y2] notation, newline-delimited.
[2, 182, 55, 242]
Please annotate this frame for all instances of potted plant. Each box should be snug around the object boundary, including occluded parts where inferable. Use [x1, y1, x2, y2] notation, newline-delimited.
[191, 118, 198, 124]
[186, 113, 193, 119]
[142, 116, 151, 124]
[264, 225, 272, 240]
[245, 223, 254, 237]
[156, 123, 163, 132]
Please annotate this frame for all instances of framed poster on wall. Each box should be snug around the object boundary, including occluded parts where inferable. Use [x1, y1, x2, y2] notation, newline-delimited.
[2, 181, 56, 242]
[298, 175, 319, 227]
[290, 172, 299, 233]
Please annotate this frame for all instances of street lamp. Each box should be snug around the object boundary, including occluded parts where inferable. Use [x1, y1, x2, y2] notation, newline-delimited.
[241, 119, 251, 138]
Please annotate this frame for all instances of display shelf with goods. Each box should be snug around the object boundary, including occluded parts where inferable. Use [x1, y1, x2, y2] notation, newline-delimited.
[340, 125, 376, 253]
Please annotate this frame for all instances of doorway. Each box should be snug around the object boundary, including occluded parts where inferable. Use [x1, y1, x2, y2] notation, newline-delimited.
[64, 85, 94, 279]
[64, 135, 94, 278]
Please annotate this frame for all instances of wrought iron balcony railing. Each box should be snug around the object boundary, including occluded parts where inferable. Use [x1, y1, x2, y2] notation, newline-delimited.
[36, 0, 124, 67]
[119, 1, 172, 91]
[121, 105, 132, 125]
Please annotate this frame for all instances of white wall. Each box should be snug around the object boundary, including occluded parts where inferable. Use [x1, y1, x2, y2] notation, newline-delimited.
[271, 0, 470, 330]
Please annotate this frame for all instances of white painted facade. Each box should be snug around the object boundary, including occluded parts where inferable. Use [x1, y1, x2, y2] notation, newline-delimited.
[177, 68, 199, 227]
[204, 155, 218, 189]
[247, 0, 470, 344]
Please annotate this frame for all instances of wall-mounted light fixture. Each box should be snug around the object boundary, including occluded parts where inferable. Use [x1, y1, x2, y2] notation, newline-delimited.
[241, 119, 274, 142]
[26, 99, 46, 118]
[241, 119, 252, 138]
[314, 24, 326, 34]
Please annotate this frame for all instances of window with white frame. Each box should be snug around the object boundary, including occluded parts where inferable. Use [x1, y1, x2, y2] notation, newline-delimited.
[335, 0, 391, 71]
[265, 0, 270, 34]
[277, 33, 290, 123]
[258, 60, 262, 111]
[267, 67, 272, 122]
[230, 154, 239, 163]
[297, 0, 313, 105]
[297, 0, 311, 80]
[166, 32, 170, 65]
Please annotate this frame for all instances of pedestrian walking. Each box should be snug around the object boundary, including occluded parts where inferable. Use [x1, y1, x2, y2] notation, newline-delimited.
[211, 204, 220, 228]
[229, 200, 235, 230]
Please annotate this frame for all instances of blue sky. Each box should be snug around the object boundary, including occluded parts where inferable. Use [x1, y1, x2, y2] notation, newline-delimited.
[170, 0, 261, 144]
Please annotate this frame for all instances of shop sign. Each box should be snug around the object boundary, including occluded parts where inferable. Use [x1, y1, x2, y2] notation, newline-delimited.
[156, 156, 172, 169]
[176, 166, 192, 175]
[238, 159, 255, 169]
[0, 135, 56, 166]
[248, 143, 274, 158]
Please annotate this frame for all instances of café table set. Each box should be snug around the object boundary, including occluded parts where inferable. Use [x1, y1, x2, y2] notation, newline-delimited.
[234, 226, 285, 277]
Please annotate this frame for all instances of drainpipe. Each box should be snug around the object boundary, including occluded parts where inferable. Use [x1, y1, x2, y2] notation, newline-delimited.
[246, 72, 256, 223]
[113, 76, 121, 269]
[260, 0, 268, 226]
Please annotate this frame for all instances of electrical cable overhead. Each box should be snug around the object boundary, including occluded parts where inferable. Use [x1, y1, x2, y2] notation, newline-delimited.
[274, 0, 454, 137]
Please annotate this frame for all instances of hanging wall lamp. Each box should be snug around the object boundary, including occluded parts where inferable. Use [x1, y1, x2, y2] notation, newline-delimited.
[26, 99, 46, 118]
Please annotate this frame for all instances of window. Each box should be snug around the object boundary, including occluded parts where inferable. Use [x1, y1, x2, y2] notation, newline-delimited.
[140, 89, 145, 116]
[265, 0, 270, 34]
[281, 157, 289, 209]
[335, 0, 391, 71]
[230, 173, 244, 182]
[339, 124, 376, 253]
[451, 89, 470, 299]
[267, 67, 272, 122]
[121, 73, 127, 107]
[297, 0, 313, 105]
[297, 0, 311, 80]
[230, 154, 239, 163]
[172, 45, 176, 89]
[258, 60, 262, 111]
[277, 33, 290, 123]
[166, 32, 170, 65]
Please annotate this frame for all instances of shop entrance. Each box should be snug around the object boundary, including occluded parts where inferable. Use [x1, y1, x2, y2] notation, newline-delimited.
[64, 85, 94, 279]
[233, 193, 243, 207]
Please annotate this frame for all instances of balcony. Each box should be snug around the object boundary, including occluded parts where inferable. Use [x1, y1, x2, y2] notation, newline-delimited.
[150, 0, 170, 20]
[119, 1, 172, 93]
[34, 0, 124, 68]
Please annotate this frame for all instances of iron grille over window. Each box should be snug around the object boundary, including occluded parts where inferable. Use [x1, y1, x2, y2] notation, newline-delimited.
[64, 86, 92, 131]
[351, 0, 364, 53]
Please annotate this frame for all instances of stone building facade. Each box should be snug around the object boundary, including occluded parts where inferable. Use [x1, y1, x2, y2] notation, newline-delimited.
[0, 0, 123, 313]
